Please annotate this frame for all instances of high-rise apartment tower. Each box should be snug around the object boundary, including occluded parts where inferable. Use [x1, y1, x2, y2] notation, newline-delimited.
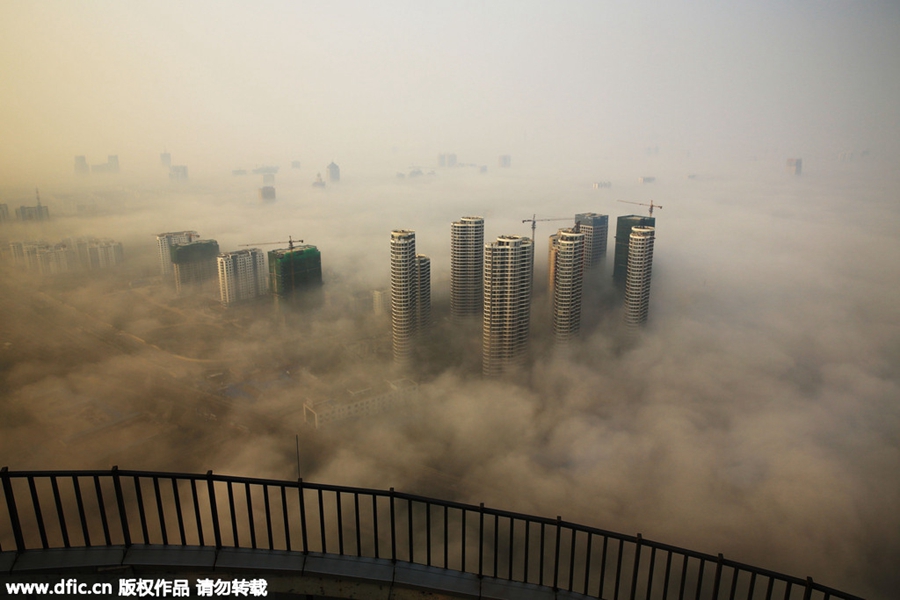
[416, 255, 431, 330]
[390, 231, 431, 368]
[483, 235, 533, 376]
[613, 215, 655, 288]
[218, 249, 267, 306]
[450, 216, 484, 319]
[156, 231, 199, 277]
[575, 213, 608, 270]
[623, 227, 655, 327]
[549, 229, 584, 343]
[172, 239, 219, 295]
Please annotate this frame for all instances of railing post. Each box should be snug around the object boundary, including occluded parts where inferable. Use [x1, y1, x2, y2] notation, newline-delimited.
[478, 503, 485, 578]
[390, 488, 397, 563]
[711, 553, 724, 599]
[111, 466, 131, 547]
[1, 467, 25, 552]
[552, 517, 562, 591]
[629, 533, 643, 600]
[298, 479, 308, 555]
[802, 577, 814, 600]
[206, 471, 221, 549]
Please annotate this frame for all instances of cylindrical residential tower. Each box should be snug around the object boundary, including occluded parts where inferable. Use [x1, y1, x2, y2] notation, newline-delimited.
[623, 226, 655, 327]
[391, 230, 417, 367]
[550, 228, 585, 343]
[450, 216, 484, 320]
[483, 235, 533, 376]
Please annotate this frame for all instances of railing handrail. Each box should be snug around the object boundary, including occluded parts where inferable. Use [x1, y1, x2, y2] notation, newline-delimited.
[0, 468, 864, 600]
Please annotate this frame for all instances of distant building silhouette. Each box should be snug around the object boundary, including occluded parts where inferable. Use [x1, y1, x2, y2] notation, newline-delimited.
[15, 205, 49, 221]
[259, 186, 276, 201]
[0, 204, 8, 222]
[92, 155, 119, 174]
[160, 152, 171, 168]
[372, 289, 388, 317]
[169, 165, 188, 180]
[498, 155, 511, 168]
[447, 154, 457, 168]
[483, 235, 533, 376]
[786, 158, 802, 175]
[74, 156, 89, 175]
[327, 162, 340, 182]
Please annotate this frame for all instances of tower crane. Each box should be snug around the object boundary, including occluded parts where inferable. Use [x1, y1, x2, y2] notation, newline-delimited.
[239, 236, 304, 250]
[521, 214, 572, 239]
[617, 199, 663, 216]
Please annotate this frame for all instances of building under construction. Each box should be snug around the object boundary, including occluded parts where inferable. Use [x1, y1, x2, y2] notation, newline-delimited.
[171, 239, 219, 295]
[268, 244, 322, 298]
[613, 215, 655, 289]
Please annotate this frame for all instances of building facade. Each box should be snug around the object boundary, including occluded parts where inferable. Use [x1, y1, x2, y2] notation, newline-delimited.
[16, 205, 50, 221]
[218, 249, 267, 306]
[613, 215, 655, 289]
[390, 231, 431, 368]
[575, 212, 608, 270]
[483, 235, 533, 376]
[268, 245, 322, 298]
[171, 240, 219, 295]
[327, 162, 340, 182]
[157, 231, 199, 277]
[549, 228, 584, 343]
[623, 227, 655, 327]
[450, 216, 484, 320]
[415, 255, 431, 330]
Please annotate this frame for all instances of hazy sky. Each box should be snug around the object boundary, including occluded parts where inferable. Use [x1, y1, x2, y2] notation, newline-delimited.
[2, 4, 900, 599]
[2, 1, 900, 181]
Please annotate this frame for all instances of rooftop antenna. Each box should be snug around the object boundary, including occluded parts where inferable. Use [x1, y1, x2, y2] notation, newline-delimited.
[35, 188, 41, 206]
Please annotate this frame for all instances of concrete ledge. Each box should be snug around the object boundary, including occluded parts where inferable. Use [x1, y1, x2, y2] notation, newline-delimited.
[11, 547, 126, 573]
[481, 577, 556, 600]
[304, 553, 395, 582]
[216, 547, 305, 572]
[394, 562, 481, 599]
[124, 545, 216, 568]
[0, 546, 590, 600]
[0, 552, 18, 574]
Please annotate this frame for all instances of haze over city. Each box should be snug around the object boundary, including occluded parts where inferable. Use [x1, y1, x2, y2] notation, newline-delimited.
[1, 2, 899, 599]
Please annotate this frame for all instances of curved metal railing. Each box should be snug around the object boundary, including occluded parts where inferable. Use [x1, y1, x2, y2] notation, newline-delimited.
[0, 468, 862, 600]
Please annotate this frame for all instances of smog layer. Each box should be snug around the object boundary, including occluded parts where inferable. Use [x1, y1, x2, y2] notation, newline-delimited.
[1, 3, 899, 599]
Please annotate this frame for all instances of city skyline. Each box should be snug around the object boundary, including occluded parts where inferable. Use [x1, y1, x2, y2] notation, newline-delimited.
[1, 3, 898, 598]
